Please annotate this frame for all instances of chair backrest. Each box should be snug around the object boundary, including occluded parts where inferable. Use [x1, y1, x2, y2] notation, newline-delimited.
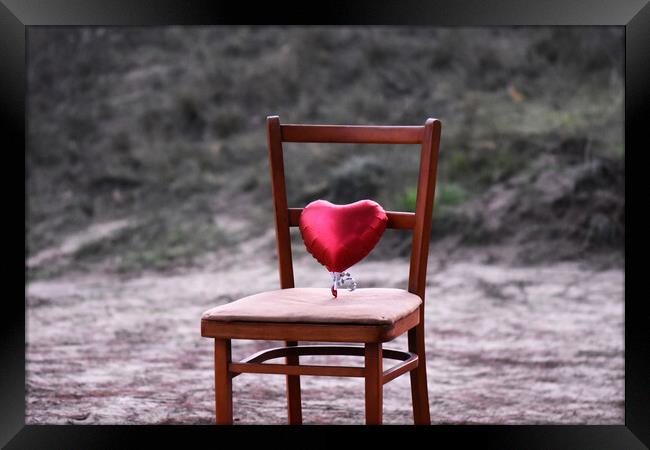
[266, 116, 442, 303]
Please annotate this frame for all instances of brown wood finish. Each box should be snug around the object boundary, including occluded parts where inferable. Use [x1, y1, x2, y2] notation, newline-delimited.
[230, 344, 418, 383]
[281, 124, 424, 144]
[201, 307, 419, 343]
[364, 342, 383, 424]
[267, 116, 303, 422]
[267, 116, 295, 290]
[408, 118, 442, 299]
[214, 339, 233, 424]
[382, 353, 419, 385]
[285, 340, 302, 424]
[230, 362, 366, 378]
[288, 208, 415, 230]
[407, 118, 441, 425]
[238, 344, 415, 363]
[204, 116, 441, 425]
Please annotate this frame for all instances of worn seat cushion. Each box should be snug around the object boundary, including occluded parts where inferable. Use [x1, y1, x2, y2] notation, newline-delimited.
[201, 288, 422, 326]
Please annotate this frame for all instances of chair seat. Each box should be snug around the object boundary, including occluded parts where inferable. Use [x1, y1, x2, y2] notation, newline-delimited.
[201, 288, 422, 326]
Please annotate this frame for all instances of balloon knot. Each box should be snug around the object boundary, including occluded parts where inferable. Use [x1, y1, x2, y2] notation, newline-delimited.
[329, 271, 357, 298]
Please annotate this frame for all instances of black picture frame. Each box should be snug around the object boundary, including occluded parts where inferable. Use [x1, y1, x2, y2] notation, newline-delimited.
[5, 0, 647, 448]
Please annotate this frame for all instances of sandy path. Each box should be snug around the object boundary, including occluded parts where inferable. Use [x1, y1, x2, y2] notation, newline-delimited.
[26, 250, 623, 425]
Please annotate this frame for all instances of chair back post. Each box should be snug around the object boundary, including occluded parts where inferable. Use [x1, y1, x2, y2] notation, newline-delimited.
[267, 116, 295, 289]
[408, 118, 442, 302]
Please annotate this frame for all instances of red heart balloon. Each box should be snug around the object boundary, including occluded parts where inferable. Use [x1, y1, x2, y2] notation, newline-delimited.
[299, 199, 388, 273]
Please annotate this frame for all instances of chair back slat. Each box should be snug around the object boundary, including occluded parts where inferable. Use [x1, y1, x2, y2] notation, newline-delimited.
[281, 124, 424, 144]
[288, 208, 415, 230]
[267, 116, 442, 303]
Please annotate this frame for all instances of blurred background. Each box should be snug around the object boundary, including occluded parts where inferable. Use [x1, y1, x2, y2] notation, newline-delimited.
[26, 27, 624, 425]
[26, 26, 623, 275]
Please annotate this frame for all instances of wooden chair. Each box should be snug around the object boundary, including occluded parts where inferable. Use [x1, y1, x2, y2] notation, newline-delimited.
[201, 116, 442, 425]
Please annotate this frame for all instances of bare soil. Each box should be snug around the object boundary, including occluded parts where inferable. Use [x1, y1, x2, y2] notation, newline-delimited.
[26, 222, 623, 425]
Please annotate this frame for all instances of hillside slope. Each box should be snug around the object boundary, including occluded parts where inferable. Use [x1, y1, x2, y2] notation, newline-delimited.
[27, 27, 624, 277]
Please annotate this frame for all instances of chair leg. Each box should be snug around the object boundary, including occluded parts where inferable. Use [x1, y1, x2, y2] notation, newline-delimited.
[285, 340, 303, 424]
[408, 325, 431, 425]
[214, 338, 233, 424]
[364, 342, 383, 425]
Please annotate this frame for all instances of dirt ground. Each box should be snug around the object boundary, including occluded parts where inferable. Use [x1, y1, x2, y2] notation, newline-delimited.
[25, 223, 624, 425]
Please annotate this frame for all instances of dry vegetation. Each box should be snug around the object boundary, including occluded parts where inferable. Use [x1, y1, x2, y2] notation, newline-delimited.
[27, 27, 624, 277]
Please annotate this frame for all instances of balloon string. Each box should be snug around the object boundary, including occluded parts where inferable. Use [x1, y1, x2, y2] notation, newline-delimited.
[330, 271, 357, 298]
